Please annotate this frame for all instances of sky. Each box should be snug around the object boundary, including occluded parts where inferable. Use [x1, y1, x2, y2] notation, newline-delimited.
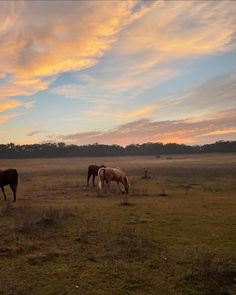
[0, 0, 236, 146]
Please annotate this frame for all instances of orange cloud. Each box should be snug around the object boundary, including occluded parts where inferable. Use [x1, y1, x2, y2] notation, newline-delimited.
[201, 129, 236, 137]
[0, 72, 6, 79]
[0, 99, 21, 112]
[0, 99, 33, 112]
[116, 105, 158, 121]
[0, 112, 19, 124]
[0, 1, 150, 102]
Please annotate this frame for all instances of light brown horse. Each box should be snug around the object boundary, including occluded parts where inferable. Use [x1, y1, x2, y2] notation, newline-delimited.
[98, 167, 129, 194]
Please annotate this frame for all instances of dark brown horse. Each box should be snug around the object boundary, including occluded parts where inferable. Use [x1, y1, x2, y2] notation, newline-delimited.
[87, 165, 105, 187]
[0, 169, 18, 202]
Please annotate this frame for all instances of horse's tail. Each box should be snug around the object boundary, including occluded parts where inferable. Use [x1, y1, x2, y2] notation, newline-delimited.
[98, 167, 105, 192]
[98, 179, 102, 191]
[98, 167, 105, 181]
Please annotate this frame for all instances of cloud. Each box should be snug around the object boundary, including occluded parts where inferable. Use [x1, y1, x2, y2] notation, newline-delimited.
[0, 96, 34, 126]
[116, 104, 158, 121]
[201, 129, 236, 137]
[116, 72, 236, 123]
[0, 1, 25, 34]
[51, 1, 235, 126]
[60, 72, 236, 130]
[0, 112, 20, 124]
[56, 108, 236, 146]
[0, 72, 6, 79]
[116, 1, 235, 59]
[1, 0, 235, 142]
[27, 129, 48, 137]
[0, 99, 22, 112]
[157, 72, 236, 120]
[0, 1, 150, 102]
[92, 0, 235, 94]
[0, 98, 34, 113]
[52, 67, 175, 102]
[3, 0, 234, 103]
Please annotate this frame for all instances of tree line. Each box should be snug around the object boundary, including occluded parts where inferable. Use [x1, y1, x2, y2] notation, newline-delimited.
[0, 141, 235, 159]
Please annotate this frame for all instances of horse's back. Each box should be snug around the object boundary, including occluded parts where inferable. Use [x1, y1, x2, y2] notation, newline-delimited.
[0, 169, 18, 186]
[101, 167, 126, 181]
[88, 165, 105, 176]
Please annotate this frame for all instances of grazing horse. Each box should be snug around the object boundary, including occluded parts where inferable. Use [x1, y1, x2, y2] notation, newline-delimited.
[0, 169, 18, 202]
[87, 165, 105, 187]
[98, 167, 129, 194]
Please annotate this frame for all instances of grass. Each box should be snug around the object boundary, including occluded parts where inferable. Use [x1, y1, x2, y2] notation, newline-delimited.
[0, 154, 235, 295]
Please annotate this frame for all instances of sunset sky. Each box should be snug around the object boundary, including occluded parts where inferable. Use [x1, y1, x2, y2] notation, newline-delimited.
[0, 0, 236, 146]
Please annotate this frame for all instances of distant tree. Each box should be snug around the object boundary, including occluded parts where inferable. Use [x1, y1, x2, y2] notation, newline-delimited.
[0, 140, 235, 159]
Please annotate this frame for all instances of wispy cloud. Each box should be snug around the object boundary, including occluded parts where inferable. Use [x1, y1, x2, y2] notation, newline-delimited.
[27, 129, 48, 137]
[60, 72, 236, 128]
[52, 67, 175, 101]
[116, 104, 158, 121]
[157, 72, 236, 120]
[116, 1, 235, 59]
[0, 99, 22, 112]
[0, 112, 20, 124]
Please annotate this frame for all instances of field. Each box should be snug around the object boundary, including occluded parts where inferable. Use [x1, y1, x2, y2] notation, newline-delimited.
[0, 154, 236, 295]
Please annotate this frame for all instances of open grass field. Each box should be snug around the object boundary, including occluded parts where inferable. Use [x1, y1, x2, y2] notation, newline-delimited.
[0, 154, 236, 295]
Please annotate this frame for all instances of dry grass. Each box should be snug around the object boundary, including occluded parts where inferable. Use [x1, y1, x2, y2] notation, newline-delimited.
[0, 153, 235, 295]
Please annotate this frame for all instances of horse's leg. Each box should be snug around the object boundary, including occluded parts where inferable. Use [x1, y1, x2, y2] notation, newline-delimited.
[1, 186, 7, 201]
[120, 180, 126, 194]
[10, 184, 16, 202]
[87, 171, 91, 187]
[99, 180, 103, 193]
[116, 181, 121, 194]
[92, 174, 96, 187]
[106, 180, 111, 194]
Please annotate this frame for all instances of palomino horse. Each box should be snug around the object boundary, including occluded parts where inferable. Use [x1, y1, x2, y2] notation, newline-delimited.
[87, 165, 105, 187]
[0, 169, 18, 202]
[98, 167, 129, 194]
